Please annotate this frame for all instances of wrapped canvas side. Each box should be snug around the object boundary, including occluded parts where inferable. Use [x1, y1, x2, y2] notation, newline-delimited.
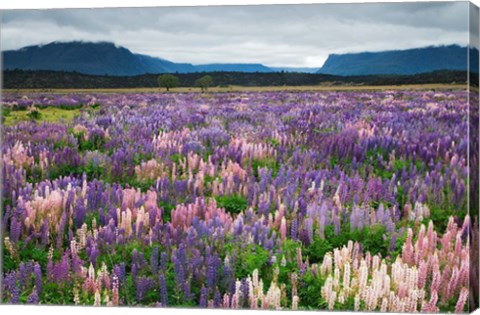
[469, 2, 480, 313]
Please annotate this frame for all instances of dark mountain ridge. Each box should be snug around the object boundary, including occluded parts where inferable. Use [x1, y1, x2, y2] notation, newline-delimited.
[318, 45, 477, 76]
[3, 41, 476, 77]
[2, 41, 283, 75]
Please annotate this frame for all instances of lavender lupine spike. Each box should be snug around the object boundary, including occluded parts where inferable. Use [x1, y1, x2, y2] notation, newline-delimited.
[159, 273, 168, 306]
[200, 286, 208, 308]
[151, 246, 159, 274]
[27, 288, 40, 304]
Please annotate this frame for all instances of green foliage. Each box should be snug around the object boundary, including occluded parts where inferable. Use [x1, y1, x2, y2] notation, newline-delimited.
[132, 152, 153, 166]
[231, 244, 270, 280]
[215, 194, 248, 214]
[125, 177, 156, 193]
[36, 103, 84, 110]
[251, 157, 281, 180]
[329, 154, 352, 168]
[72, 131, 106, 152]
[49, 164, 84, 180]
[4, 107, 81, 126]
[96, 240, 147, 271]
[3, 247, 17, 272]
[41, 281, 75, 304]
[160, 201, 176, 222]
[170, 153, 183, 165]
[158, 74, 179, 91]
[83, 160, 105, 180]
[52, 138, 75, 150]
[305, 224, 395, 264]
[3, 108, 12, 116]
[195, 75, 213, 92]
[268, 138, 280, 147]
[297, 268, 326, 309]
[27, 107, 42, 120]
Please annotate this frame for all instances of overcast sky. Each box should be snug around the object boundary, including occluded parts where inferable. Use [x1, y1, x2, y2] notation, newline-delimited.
[0, 2, 471, 67]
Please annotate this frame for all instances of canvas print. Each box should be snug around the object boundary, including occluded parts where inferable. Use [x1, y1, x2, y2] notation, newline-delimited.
[1, 1, 479, 313]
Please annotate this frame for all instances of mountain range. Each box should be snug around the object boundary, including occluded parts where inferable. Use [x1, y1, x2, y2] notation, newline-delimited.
[318, 45, 476, 76]
[2, 41, 475, 76]
[2, 41, 318, 76]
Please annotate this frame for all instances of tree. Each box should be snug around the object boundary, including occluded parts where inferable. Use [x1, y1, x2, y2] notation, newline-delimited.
[195, 75, 213, 92]
[158, 74, 179, 91]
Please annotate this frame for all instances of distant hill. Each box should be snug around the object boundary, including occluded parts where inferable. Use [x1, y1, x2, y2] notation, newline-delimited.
[3, 41, 296, 76]
[193, 63, 272, 73]
[3, 42, 153, 76]
[134, 54, 196, 73]
[318, 45, 476, 76]
[270, 67, 320, 73]
[3, 41, 476, 77]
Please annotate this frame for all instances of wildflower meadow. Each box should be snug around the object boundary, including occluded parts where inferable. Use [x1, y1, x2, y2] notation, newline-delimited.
[1, 90, 477, 312]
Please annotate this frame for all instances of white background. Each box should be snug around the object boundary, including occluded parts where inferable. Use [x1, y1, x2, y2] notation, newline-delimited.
[1, 0, 479, 315]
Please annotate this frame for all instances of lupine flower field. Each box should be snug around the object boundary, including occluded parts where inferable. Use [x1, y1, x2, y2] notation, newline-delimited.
[1, 90, 477, 312]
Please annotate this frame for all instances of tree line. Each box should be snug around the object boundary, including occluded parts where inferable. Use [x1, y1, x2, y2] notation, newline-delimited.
[158, 74, 213, 92]
[2, 69, 472, 90]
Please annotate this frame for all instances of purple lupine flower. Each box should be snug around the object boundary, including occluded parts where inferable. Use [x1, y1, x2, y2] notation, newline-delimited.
[27, 288, 39, 304]
[241, 278, 250, 308]
[132, 252, 139, 280]
[56, 211, 68, 249]
[114, 263, 126, 284]
[71, 250, 84, 276]
[182, 141, 204, 155]
[89, 244, 99, 267]
[233, 216, 244, 237]
[214, 289, 222, 308]
[136, 276, 152, 302]
[19, 262, 27, 289]
[199, 286, 208, 308]
[173, 257, 184, 290]
[41, 218, 49, 248]
[150, 246, 159, 274]
[54, 253, 70, 283]
[389, 233, 397, 253]
[9, 216, 21, 243]
[3, 271, 19, 304]
[160, 252, 167, 271]
[299, 228, 310, 246]
[159, 273, 168, 306]
[291, 217, 298, 241]
[305, 217, 314, 244]
[34, 263, 43, 294]
[206, 257, 216, 291]
[333, 215, 341, 235]
[221, 262, 234, 294]
[10, 284, 20, 304]
[183, 281, 192, 302]
[75, 198, 87, 229]
[64, 189, 75, 216]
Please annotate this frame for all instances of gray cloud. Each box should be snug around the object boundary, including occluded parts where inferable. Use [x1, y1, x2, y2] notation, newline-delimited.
[1, 2, 470, 67]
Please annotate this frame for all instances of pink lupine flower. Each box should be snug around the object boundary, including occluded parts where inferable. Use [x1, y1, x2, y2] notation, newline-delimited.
[94, 289, 101, 306]
[455, 287, 468, 313]
[112, 276, 119, 306]
[402, 228, 415, 266]
[279, 217, 287, 240]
